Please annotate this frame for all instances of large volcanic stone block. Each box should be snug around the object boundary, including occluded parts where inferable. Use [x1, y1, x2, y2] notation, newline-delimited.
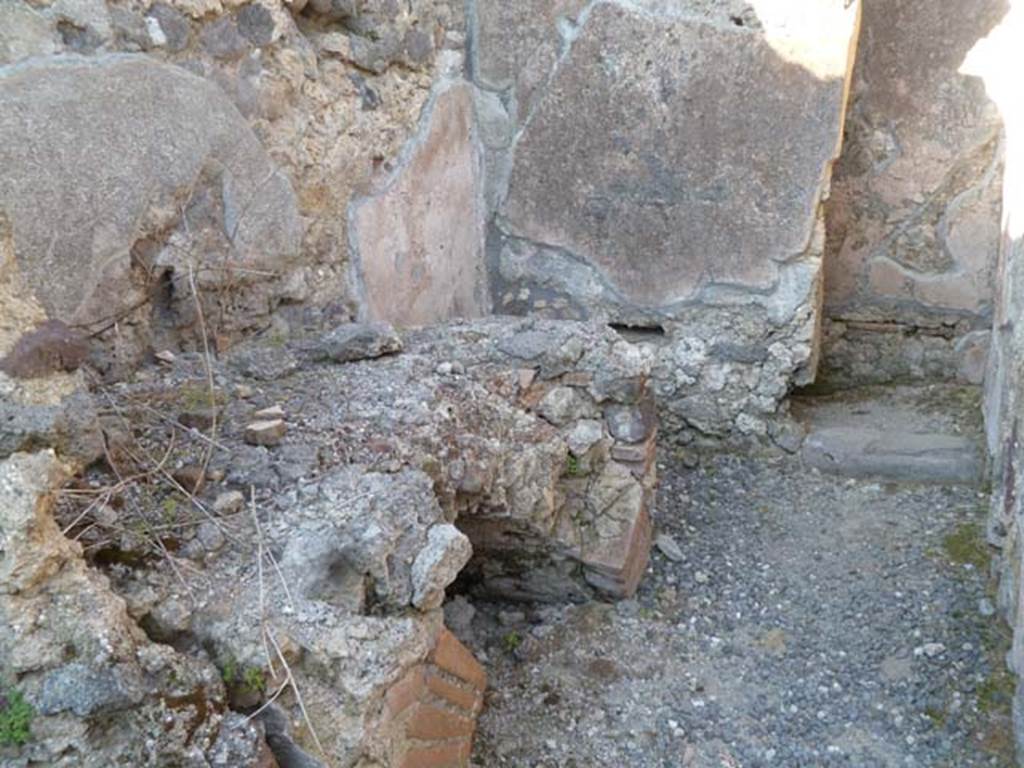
[0, 54, 301, 369]
[498, 1, 859, 308]
[470, 0, 588, 122]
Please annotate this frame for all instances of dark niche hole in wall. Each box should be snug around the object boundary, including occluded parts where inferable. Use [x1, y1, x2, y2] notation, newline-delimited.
[153, 268, 177, 324]
[608, 322, 667, 344]
[57, 20, 104, 52]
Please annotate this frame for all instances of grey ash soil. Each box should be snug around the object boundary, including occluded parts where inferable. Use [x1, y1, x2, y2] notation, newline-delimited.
[464, 453, 1013, 767]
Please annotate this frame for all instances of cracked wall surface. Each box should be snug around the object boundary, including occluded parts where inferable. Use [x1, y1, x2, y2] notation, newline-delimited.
[471, 0, 861, 447]
[821, 0, 1007, 387]
[0, 0, 1009, 442]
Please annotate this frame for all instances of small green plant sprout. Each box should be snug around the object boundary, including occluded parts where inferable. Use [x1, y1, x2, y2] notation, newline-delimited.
[161, 496, 180, 523]
[503, 631, 522, 654]
[219, 656, 265, 693]
[220, 656, 239, 686]
[0, 687, 34, 747]
[942, 522, 991, 570]
[565, 454, 581, 477]
[242, 666, 266, 694]
[923, 704, 947, 727]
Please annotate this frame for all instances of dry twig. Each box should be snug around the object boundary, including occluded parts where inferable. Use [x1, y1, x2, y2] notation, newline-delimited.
[246, 487, 323, 758]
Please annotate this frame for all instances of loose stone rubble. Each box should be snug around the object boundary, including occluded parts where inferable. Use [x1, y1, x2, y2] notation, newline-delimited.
[471, 450, 1007, 766]
[1, 451, 272, 767]
[210, 317, 654, 602]
[1, 318, 655, 767]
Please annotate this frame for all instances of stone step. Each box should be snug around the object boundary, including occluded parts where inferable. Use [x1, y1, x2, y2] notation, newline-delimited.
[792, 385, 986, 486]
[801, 426, 983, 485]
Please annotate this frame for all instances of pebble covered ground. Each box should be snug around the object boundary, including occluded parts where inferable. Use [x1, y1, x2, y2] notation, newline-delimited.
[461, 452, 1014, 767]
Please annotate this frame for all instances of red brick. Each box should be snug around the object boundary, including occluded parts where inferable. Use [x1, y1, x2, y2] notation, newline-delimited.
[399, 740, 472, 768]
[582, 493, 652, 599]
[405, 704, 476, 741]
[428, 629, 486, 690]
[386, 665, 426, 719]
[611, 428, 658, 481]
[615, 494, 652, 597]
[424, 669, 483, 714]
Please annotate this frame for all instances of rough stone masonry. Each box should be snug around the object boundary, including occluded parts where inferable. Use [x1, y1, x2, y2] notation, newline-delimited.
[0, 0, 467, 374]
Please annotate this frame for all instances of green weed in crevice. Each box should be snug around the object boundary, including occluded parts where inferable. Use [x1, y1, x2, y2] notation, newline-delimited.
[0, 688, 33, 747]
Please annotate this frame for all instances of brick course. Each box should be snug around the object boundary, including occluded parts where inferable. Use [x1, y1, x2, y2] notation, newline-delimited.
[379, 627, 487, 768]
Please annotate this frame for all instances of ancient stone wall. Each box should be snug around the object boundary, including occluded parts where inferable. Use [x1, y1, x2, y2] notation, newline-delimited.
[976, 0, 1024, 757]
[821, 0, 1007, 388]
[4, 0, 1024, 764]
[2, 0, 1011, 447]
[471, 0, 861, 447]
[0, 0, 475, 375]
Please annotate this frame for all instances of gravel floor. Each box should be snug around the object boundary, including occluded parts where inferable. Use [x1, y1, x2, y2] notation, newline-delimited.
[462, 452, 1014, 767]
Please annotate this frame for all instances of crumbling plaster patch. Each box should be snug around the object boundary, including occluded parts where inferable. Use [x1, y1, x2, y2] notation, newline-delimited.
[348, 63, 489, 328]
